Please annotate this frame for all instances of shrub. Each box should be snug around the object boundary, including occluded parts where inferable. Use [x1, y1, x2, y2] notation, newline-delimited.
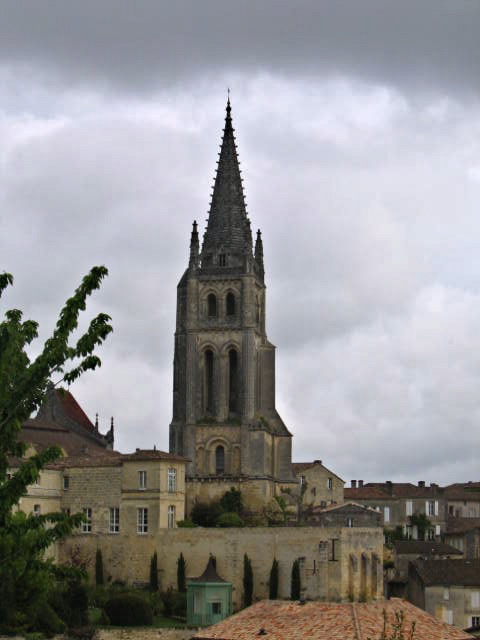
[49, 578, 89, 627]
[95, 549, 104, 586]
[177, 553, 186, 592]
[216, 511, 244, 527]
[104, 593, 153, 626]
[161, 587, 175, 617]
[34, 604, 66, 638]
[220, 487, 243, 514]
[291, 559, 301, 601]
[243, 554, 253, 607]
[269, 558, 279, 599]
[191, 500, 222, 527]
[177, 519, 196, 527]
[150, 551, 159, 592]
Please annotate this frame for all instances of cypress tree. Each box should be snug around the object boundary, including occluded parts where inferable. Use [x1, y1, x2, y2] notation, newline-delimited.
[269, 558, 279, 599]
[177, 552, 186, 592]
[243, 554, 253, 607]
[150, 551, 158, 591]
[290, 559, 301, 600]
[95, 549, 104, 586]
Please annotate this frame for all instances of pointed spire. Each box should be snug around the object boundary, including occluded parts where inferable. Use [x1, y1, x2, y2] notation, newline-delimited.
[189, 220, 199, 269]
[255, 229, 264, 279]
[95, 413, 99, 432]
[201, 98, 252, 268]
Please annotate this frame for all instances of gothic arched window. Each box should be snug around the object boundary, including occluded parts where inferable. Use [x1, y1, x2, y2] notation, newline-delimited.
[204, 350, 214, 414]
[228, 349, 238, 414]
[215, 445, 225, 475]
[226, 292, 236, 316]
[207, 294, 217, 317]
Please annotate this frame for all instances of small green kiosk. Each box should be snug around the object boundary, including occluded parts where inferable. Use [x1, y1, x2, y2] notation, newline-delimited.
[187, 556, 233, 627]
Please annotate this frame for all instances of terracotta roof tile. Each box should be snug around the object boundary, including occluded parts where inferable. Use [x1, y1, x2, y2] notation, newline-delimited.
[192, 599, 472, 640]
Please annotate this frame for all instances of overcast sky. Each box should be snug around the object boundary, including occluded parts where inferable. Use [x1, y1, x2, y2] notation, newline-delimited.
[2, 1, 480, 485]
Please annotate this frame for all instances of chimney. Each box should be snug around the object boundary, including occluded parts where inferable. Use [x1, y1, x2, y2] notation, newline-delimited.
[386, 480, 393, 495]
[358, 480, 364, 488]
[314, 459, 322, 465]
[418, 481, 425, 488]
[351, 480, 357, 488]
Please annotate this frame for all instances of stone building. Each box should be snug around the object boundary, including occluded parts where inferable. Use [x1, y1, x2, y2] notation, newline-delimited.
[169, 99, 295, 512]
[345, 480, 447, 539]
[408, 558, 480, 629]
[292, 460, 344, 511]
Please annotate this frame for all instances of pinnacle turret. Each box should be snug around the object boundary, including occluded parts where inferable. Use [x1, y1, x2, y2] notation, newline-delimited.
[255, 229, 264, 279]
[189, 220, 199, 269]
[200, 99, 253, 270]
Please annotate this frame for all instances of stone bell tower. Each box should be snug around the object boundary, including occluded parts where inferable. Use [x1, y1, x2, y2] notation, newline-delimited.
[169, 99, 294, 511]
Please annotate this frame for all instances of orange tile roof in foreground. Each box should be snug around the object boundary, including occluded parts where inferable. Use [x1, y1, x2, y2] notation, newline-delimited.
[192, 598, 473, 640]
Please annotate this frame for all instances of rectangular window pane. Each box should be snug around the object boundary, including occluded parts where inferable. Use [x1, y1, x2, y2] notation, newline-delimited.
[168, 505, 175, 528]
[109, 507, 120, 533]
[82, 508, 92, 533]
[137, 507, 148, 534]
[168, 468, 177, 493]
[139, 471, 147, 489]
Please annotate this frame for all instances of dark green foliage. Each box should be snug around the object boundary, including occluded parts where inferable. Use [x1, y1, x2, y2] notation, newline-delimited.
[34, 604, 66, 637]
[384, 526, 407, 547]
[269, 558, 279, 599]
[220, 487, 243, 514]
[176, 519, 196, 527]
[95, 549, 104, 586]
[49, 575, 89, 627]
[177, 552, 186, 592]
[216, 511, 244, 527]
[191, 500, 222, 527]
[0, 267, 112, 633]
[104, 593, 153, 626]
[290, 559, 301, 601]
[243, 554, 253, 608]
[150, 551, 159, 592]
[161, 587, 186, 618]
[409, 514, 432, 541]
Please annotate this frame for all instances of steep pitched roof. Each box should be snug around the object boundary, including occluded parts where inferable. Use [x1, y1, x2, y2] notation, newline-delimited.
[192, 598, 472, 640]
[292, 461, 344, 483]
[189, 556, 229, 584]
[412, 559, 480, 587]
[201, 99, 252, 261]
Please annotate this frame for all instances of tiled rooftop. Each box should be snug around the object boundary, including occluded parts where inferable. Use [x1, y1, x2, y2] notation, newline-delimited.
[192, 599, 473, 639]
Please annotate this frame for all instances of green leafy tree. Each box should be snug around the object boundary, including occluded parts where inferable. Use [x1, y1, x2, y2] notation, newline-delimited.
[150, 551, 159, 591]
[290, 559, 301, 600]
[409, 514, 432, 541]
[0, 267, 112, 632]
[269, 558, 279, 599]
[243, 553, 253, 607]
[95, 548, 104, 586]
[220, 487, 243, 514]
[177, 552, 186, 592]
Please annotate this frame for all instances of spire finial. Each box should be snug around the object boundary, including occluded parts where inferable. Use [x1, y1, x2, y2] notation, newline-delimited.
[110, 416, 114, 431]
[226, 89, 231, 118]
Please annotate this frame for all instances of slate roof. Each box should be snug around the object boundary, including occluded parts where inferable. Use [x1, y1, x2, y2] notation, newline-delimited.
[394, 540, 463, 556]
[192, 598, 472, 640]
[412, 559, 480, 587]
[189, 556, 229, 584]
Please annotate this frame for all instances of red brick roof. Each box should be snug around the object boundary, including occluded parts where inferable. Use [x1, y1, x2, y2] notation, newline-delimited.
[56, 389, 96, 433]
[345, 486, 391, 500]
[444, 482, 480, 500]
[192, 599, 472, 640]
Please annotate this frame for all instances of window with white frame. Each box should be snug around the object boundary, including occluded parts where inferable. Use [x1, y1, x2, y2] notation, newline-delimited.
[109, 507, 120, 533]
[33, 504, 41, 517]
[443, 587, 449, 601]
[82, 508, 92, 533]
[327, 477, 333, 490]
[139, 470, 147, 489]
[168, 468, 177, 493]
[347, 517, 354, 528]
[300, 475, 306, 486]
[137, 507, 148, 534]
[471, 592, 480, 609]
[426, 500, 437, 516]
[406, 500, 413, 516]
[384, 506, 390, 523]
[168, 505, 176, 529]
[63, 475, 69, 490]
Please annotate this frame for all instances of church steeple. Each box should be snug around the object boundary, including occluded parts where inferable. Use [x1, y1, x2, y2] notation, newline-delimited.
[200, 99, 253, 270]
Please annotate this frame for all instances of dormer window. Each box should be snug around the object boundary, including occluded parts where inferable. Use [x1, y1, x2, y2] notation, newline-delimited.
[218, 254, 227, 266]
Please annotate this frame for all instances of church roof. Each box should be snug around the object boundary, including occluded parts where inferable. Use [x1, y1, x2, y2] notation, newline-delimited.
[201, 99, 253, 261]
